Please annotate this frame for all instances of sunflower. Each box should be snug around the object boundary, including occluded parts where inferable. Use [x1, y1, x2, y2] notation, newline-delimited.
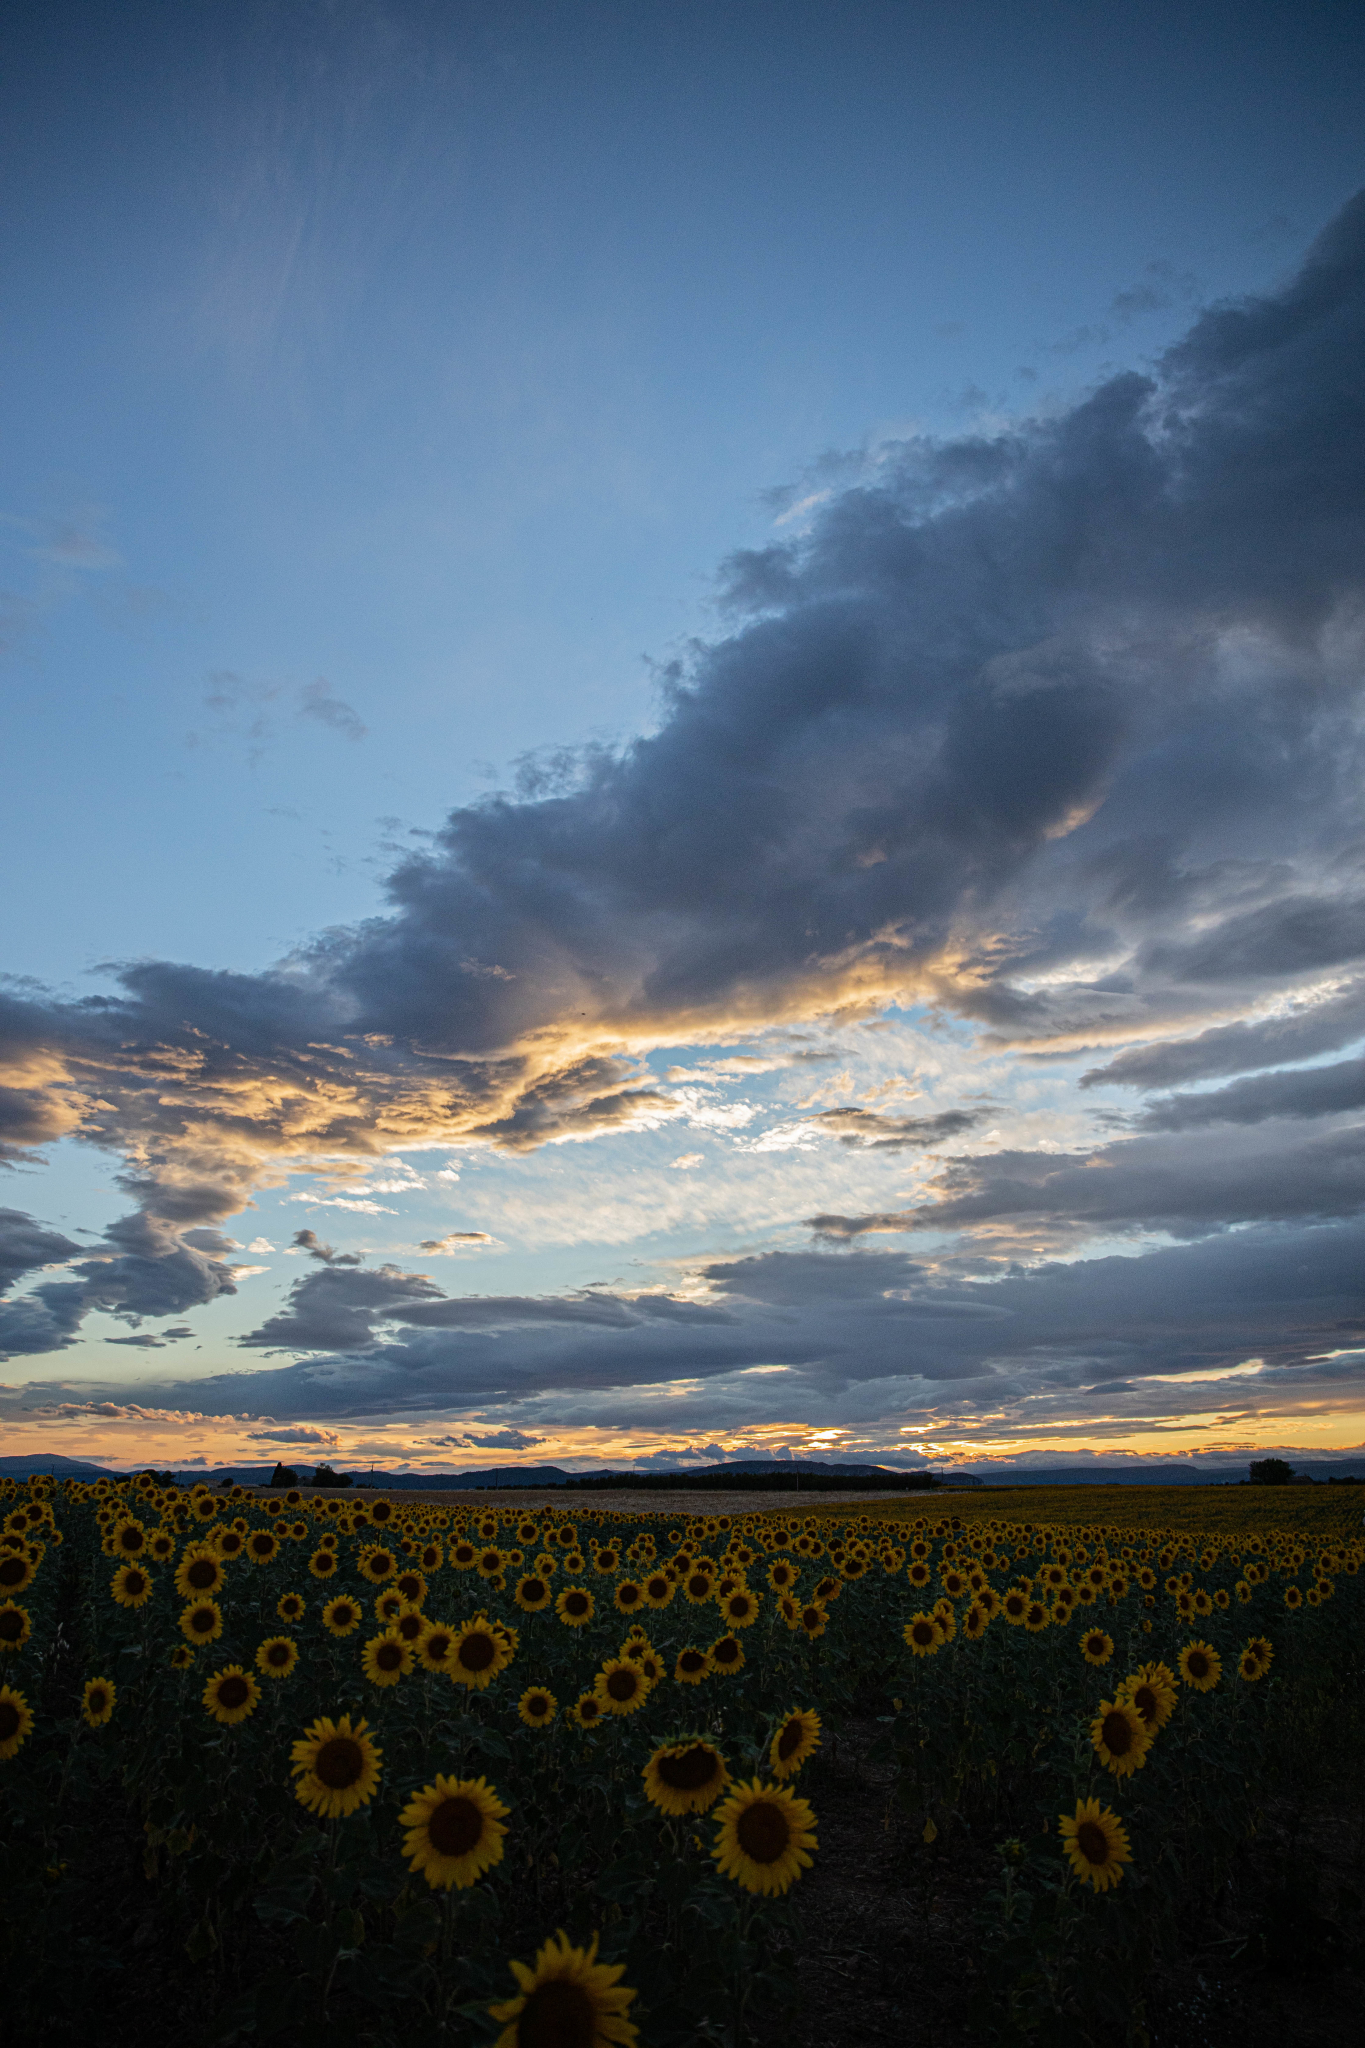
[571, 1691, 606, 1728]
[797, 1603, 827, 1640]
[1060, 1798, 1131, 1893]
[1245, 1635, 1274, 1673]
[490, 1929, 637, 2048]
[81, 1677, 116, 1727]
[769, 1708, 821, 1781]
[642, 1736, 730, 1815]
[514, 1575, 553, 1614]
[1283, 1584, 1303, 1610]
[721, 1587, 760, 1629]
[767, 1558, 798, 1593]
[595, 1658, 649, 1714]
[0, 1682, 34, 1759]
[614, 1580, 646, 1616]
[322, 1595, 363, 1636]
[962, 1601, 989, 1641]
[308, 1547, 340, 1580]
[256, 1636, 299, 1679]
[903, 1613, 944, 1658]
[276, 1591, 306, 1624]
[517, 1686, 558, 1728]
[556, 1586, 594, 1627]
[169, 1643, 195, 1670]
[450, 1540, 478, 1570]
[375, 1589, 407, 1625]
[1178, 1641, 1222, 1692]
[450, 1617, 513, 1690]
[643, 1572, 674, 1609]
[203, 1665, 261, 1726]
[712, 1779, 818, 1897]
[246, 1529, 280, 1566]
[361, 1633, 413, 1687]
[0, 1602, 31, 1652]
[111, 1517, 148, 1557]
[216, 1529, 247, 1561]
[400, 1774, 509, 1890]
[682, 1568, 715, 1605]
[1090, 1698, 1152, 1777]
[111, 1562, 153, 1608]
[148, 1529, 176, 1563]
[1118, 1662, 1178, 1732]
[179, 1597, 224, 1644]
[1001, 1589, 1029, 1626]
[358, 1546, 397, 1585]
[1080, 1628, 1114, 1667]
[291, 1714, 383, 1818]
[1022, 1599, 1050, 1633]
[417, 1622, 457, 1672]
[674, 1645, 711, 1684]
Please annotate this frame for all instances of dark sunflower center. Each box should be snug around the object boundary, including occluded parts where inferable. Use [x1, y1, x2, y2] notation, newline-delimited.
[736, 1800, 791, 1865]
[218, 1676, 250, 1710]
[658, 1744, 720, 1792]
[372, 1554, 393, 1574]
[517, 1977, 596, 2048]
[334, 1604, 354, 1625]
[187, 1558, 219, 1589]
[679, 1651, 706, 1673]
[713, 1639, 740, 1665]
[687, 1576, 709, 1598]
[190, 1608, 215, 1634]
[1101, 1711, 1133, 1755]
[1076, 1820, 1109, 1865]
[428, 1795, 483, 1857]
[0, 1701, 20, 1741]
[377, 1642, 403, 1670]
[777, 1720, 804, 1761]
[564, 1593, 589, 1616]
[528, 1695, 550, 1717]
[580, 1698, 601, 1719]
[1132, 1685, 1157, 1724]
[647, 1579, 667, 1598]
[459, 1632, 496, 1671]
[426, 1633, 453, 1659]
[0, 1612, 24, 1642]
[125, 1572, 147, 1596]
[523, 1580, 547, 1603]
[316, 1736, 364, 1788]
[119, 1527, 144, 1551]
[729, 1597, 751, 1618]
[618, 1585, 640, 1606]
[89, 1689, 108, 1712]
[1188, 1652, 1209, 1678]
[398, 1577, 420, 1599]
[267, 1644, 290, 1667]
[606, 1669, 639, 1701]
[912, 1622, 935, 1645]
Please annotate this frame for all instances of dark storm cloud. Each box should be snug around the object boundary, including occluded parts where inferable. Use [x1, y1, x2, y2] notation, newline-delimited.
[808, 1121, 1365, 1242]
[807, 1106, 984, 1150]
[0, 1204, 238, 1360]
[1079, 977, 1365, 1089]
[34, 1221, 1361, 1427]
[1134, 1056, 1365, 1130]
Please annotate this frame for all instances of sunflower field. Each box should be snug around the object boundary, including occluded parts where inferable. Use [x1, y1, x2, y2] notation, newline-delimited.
[1, 1473, 1362, 2046]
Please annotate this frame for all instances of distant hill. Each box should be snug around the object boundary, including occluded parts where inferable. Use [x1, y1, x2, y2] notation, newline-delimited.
[0, 1453, 119, 1479]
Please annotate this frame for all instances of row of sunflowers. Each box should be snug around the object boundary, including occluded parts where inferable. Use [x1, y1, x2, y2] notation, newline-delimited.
[1, 1471, 1360, 2044]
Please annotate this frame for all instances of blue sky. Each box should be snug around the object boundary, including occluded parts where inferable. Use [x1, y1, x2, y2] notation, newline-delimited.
[3, 1, 1365, 1474]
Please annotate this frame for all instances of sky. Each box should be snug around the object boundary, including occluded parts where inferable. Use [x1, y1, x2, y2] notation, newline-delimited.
[3, 0, 1365, 1476]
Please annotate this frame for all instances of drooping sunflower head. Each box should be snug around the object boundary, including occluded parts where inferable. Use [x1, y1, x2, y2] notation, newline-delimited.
[769, 1708, 821, 1781]
[517, 1686, 558, 1728]
[1060, 1797, 1131, 1893]
[400, 1774, 510, 1891]
[489, 1929, 637, 2048]
[1177, 1641, 1222, 1692]
[291, 1713, 383, 1818]
[712, 1778, 818, 1897]
[169, 1643, 195, 1670]
[81, 1677, 116, 1727]
[203, 1665, 261, 1726]
[643, 1736, 730, 1815]
[1118, 1662, 1178, 1731]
